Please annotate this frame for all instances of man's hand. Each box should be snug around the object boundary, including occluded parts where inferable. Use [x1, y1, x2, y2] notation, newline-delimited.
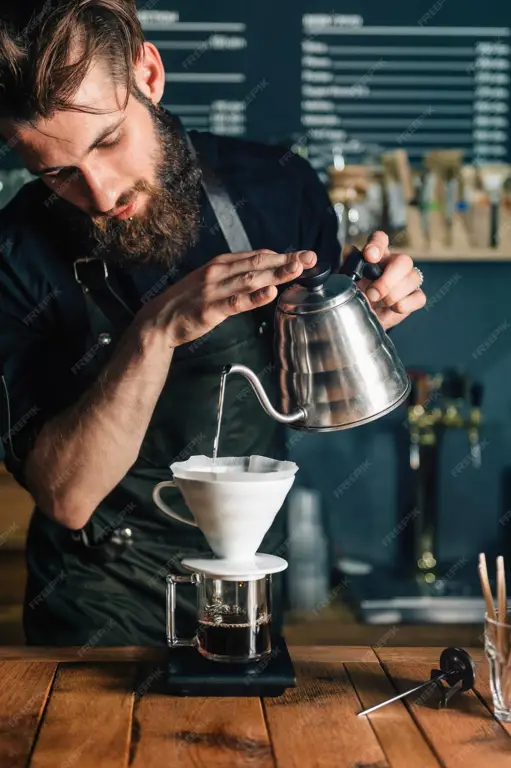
[357, 231, 426, 331]
[139, 249, 317, 347]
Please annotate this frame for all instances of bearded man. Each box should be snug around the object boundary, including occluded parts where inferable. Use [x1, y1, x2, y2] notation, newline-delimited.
[0, 0, 425, 645]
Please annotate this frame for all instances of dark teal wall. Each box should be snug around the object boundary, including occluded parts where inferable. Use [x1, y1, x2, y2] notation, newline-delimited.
[289, 262, 511, 567]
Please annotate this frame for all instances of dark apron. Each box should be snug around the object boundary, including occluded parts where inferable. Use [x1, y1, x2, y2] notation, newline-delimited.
[23, 131, 288, 647]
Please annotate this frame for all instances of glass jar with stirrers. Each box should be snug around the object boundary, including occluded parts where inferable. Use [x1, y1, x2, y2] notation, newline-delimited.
[478, 552, 511, 721]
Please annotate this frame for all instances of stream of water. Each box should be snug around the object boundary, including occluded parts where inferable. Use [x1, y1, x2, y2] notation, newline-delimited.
[212, 369, 228, 461]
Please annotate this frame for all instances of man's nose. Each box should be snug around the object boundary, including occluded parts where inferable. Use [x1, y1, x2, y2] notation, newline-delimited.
[78, 160, 125, 214]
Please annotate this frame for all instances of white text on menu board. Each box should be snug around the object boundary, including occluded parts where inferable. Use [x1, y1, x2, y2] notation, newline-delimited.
[300, 13, 510, 165]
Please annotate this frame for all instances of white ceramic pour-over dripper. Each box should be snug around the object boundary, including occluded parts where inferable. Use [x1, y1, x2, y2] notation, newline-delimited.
[152, 455, 298, 562]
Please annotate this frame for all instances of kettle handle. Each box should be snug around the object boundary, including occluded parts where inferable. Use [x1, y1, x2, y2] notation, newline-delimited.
[340, 245, 384, 282]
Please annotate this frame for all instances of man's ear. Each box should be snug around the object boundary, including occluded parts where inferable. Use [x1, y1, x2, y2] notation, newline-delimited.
[133, 42, 165, 105]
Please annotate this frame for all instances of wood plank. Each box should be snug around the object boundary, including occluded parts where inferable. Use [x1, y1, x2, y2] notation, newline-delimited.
[30, 663, 137, 768]
[0, 661, 56, 768]
[0, 646, 170, 662]
[0, 645, 378, 664]
[384, 661, 511, 767]
[284, 605, 484, 649]
[130, 674, 273, 767]
[264, 658, 388, 768]
[378, 646, 486, 666]
[289, 646, 380, 663]
[346, 662, 440, 768]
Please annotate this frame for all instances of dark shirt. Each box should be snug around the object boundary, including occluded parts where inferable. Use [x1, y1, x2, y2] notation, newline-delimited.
[1, 130, 340, 488]
[0, 129, 341, 644]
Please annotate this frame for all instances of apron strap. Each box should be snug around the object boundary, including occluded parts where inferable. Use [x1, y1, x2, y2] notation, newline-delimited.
[185, 134, 253, 254]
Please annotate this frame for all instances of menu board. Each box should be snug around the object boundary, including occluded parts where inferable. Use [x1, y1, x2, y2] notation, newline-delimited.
[300, 15, 510, 169]
[138, 0, 510, 171]
[0, 1, 508, 174]
[138, 7, 250, 137]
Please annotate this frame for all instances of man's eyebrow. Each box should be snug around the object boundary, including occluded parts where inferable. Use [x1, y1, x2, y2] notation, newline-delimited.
[27, 116, 127, 176]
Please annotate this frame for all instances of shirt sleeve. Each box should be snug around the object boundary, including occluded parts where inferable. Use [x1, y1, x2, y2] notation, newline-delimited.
[0, 230, 69, 490]
[0, 316, 51, 489]
[293, 154, 342, 272]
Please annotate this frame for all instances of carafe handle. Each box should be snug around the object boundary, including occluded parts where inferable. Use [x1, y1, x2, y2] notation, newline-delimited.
[152, 481, 198, 527]
[166, 574, 198, 647]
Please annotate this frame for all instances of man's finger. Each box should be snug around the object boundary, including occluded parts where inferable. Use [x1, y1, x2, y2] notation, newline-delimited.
[364, 230, 390, 263]
[215, 249, 278, 264]
[215, 249, 316, 270]
[219, 249, 316, 279]
[381, 269, 424, 308]
[218, 285, 279, 317]
[215, 259, 310, 298]
[365, 253, 414, 302]
[391, 288, 426, 315]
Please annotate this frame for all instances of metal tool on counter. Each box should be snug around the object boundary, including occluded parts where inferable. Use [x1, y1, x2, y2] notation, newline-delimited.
[219, 246, 410, 432]
[358, 647, 476, 716]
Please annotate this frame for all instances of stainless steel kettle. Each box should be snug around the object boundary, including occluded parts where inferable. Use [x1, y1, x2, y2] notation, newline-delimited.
[223, 247, 411, 431]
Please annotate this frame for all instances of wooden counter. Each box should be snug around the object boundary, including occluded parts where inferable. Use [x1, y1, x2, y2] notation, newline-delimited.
[0, 645, 507, 767]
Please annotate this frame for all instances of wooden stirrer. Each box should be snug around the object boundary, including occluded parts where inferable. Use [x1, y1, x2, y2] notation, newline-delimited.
[497, 556, 508, 660]
[478, 552, 496, 621]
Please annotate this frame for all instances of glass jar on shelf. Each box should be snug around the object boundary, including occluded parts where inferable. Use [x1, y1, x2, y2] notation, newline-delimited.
[328, 165, 383, 249]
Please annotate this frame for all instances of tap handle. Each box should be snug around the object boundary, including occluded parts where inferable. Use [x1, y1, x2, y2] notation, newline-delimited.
[340, 245, 383, 282]
[409, 377, 418, 406]
[471, 381, 484, 408]
[295, 263, 331, 289]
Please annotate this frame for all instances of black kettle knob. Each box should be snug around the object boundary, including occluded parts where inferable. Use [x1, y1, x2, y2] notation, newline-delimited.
[295, 263, 331, 289]
[340, 245, 383, 282]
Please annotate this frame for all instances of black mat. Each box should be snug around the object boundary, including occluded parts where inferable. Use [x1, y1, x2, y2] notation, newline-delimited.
[164, 634, 296, 697]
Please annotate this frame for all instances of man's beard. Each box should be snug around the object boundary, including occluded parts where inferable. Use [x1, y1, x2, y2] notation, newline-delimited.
[90, 97, 202, 268]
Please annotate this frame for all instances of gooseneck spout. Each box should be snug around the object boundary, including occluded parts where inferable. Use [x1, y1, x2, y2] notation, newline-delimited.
[223, 364, 307, 424]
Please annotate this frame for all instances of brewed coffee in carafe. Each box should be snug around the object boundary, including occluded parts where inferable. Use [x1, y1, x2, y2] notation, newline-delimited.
[195, 574, 272, 663]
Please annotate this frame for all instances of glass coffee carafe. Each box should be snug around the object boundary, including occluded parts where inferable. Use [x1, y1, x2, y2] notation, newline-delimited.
[167, 572, 272, 663]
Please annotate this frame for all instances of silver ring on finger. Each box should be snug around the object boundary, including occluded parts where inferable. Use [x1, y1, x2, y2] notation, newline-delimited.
[413, 267, 424, 288]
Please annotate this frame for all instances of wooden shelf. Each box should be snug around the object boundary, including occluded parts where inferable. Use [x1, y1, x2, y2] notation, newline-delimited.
[391, 248, 511, 262]
[283, 603, 484, 648]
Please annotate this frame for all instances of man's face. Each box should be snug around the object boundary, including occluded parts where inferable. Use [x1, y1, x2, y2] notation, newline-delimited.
[0, 57, 201, 266]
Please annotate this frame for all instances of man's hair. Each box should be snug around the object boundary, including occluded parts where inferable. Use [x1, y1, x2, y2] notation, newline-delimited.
[0, 0, 145, 123]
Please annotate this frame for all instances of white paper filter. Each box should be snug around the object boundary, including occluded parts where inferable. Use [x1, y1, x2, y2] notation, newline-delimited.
[170, 455, 298, 483]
